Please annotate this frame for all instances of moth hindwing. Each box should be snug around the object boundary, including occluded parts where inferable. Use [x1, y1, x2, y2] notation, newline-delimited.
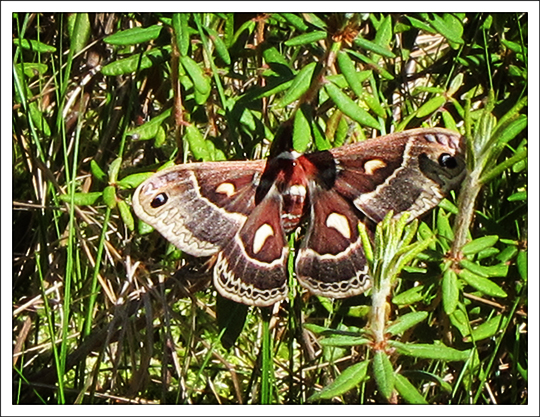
[133, 127, 465, 307]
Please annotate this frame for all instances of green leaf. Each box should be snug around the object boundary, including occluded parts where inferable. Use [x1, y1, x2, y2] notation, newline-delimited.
[449, 308, 470, 338]
[448, 73, 464, 97]
[392, 285, 425, 306]
[386, 311, 428, 336]
[276, 62, 317, 108]
[361, 92, 386, 119]
[262, 46, 291, 68]
[179, 55, 211, 96]
[374, 15, 393, 49]
[205, 26, 231, 65]
[118, 200, 135, 231]
[185, 124, 212, 161]
[394, 374, 428, 404]
[508, 190, 527, 201]
[309, 360, 369, 401]
[280, 13, 309, 31]
[406, 16, 436, 34]
[517, 249, 527, 281]
[103, 185, 117, 209]
[137, 218, 154, 235]
[101, 46, 171, 76]
[68, 13, 91, 55]
[13, 38, 56, 53]
[172, 13, 191, 56]
[496, 246, 518, 263]
[436, 210, 454, 244]
[458, 269, 508, 298]
[312, 119, 331, 151]
[285, 30, 327, 46]
[154, 125, 167, 148]
[118, 172, 154, 189]
[15, 63, 48, 79]
[90, 160, 107, 183]
[28, 102, 51, 137]
[464, 314, 509, 343]
[496, 114, 528, 145]
[416, 95, 446, 118]
[462, 235, 499, 255]
[128, 108, 172, 141]
[372, 351, 395, 401]
[460, 259, 509, 278]
[324, 82, 381, 130]
[433, 13, 464, 46]
[59, 192, 102, 206]
[390, 341, 470, 361]
[319, 336, 370, 347]
[103, 25, 164, 45]
[293, 107, 311, 153]
[354, 36, 396, 59]
[337, 50, 363, 99]
[108, 157, 122, 183]
[442, 269, 459, 315]
[303, 323, 330, 334]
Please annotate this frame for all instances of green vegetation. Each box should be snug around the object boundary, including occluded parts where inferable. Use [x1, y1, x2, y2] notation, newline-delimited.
[12, 12, 527, 404]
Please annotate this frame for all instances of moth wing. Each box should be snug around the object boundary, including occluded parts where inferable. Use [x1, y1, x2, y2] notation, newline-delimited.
[214, 184, 289, 307]
[133, 160, 266, 256]
[295, 184, 371, 299]
[328, 128, 465, 222]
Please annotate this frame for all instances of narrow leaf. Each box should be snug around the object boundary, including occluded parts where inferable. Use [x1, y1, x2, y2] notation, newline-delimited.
[309, 361, 369, 401]
[392, 285, 425, 306]
[464, 314, 509, 343]
[172, 13, 191, 56]
[337, 50, 363, 98]
[293, 106, 312, 153]
[108, 157, 122, 183]
[319, 336, 370, 347]
[372, 351, 395, 401]
[390, 341, 470, 361]
[90, 160, 107, 183]
[285, 30, 327, 46]
[179, 55, 211, 95]
[394, 374, 428, 404]
[386, 311, 428, 336]
[104, 25, 164, 45]
[460, 259, 509, 278]
[118, 172, 154, 189]
[462, 235, 499, 255]
[103, 185, 117, 209]
[185, 124, 212, 161]
[416, 95, 446, 118]
[59, 192, 102, 206]
[101, 46, 171, 76]
[128, 108, 172, 140]
[277, 62, 317, 108]
[13, 38, 56, 53]
[354, 36, 396, 58]
[118, 200, 135, 231]
[442, 269, 459, 315]
[458, 270, 508, 298]
[325, 82, 381, 130]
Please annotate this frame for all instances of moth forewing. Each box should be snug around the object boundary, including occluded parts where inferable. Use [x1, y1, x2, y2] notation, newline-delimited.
[132, 162, 265, 257]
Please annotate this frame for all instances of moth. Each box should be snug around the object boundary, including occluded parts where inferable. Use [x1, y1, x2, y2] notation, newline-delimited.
[133, 128, 466, 307]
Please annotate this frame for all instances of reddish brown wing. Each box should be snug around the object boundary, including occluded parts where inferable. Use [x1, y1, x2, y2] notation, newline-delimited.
[133, 160, 267, 256]
[329, 128, 465, 222]
[133, 159, 290, 306]
[295, 128, 465, 299]
[295, 184, 371, 298]
[215, 184, 289, 307]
